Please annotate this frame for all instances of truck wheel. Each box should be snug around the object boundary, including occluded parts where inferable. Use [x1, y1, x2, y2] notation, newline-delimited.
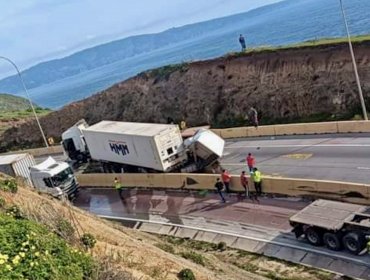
[77, 154, 84, 162]
[342, 232, 366, 255]
[323, 232, 342, 251]
[305, 227, 323, 246]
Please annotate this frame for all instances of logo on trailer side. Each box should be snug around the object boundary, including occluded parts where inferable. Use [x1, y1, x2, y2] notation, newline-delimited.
[109, 140, 130, 157]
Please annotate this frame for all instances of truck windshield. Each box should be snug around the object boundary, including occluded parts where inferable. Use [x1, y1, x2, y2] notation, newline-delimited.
[51, 167, 73, 187]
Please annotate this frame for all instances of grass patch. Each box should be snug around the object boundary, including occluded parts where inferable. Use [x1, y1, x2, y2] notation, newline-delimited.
[226, 34, 370, 59]
[180, 251, 205, 266]
[154, 243, 175, 254]
[0, 107, 51, 122]
[148, 62, 189, 81]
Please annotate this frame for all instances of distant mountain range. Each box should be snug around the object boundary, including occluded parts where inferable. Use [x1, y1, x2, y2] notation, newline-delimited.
[0, 0, 369, 108]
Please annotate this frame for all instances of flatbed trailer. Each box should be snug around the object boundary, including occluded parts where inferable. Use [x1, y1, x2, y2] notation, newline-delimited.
[289, 199, 370, 254]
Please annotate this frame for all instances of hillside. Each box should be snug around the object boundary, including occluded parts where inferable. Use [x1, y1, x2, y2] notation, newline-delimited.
[1, 39, 369, 151]
[1, 0, 370, 108]
[0, 93, 34, 112]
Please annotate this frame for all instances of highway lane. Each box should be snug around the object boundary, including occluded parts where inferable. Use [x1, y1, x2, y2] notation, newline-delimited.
[221, 133, 370, 184]
[74, 188, 370, 278]
[34, 133, 370, 183]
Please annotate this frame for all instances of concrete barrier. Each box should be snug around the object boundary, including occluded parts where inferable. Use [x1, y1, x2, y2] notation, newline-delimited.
[212, 121, 370, 139]
[2, 145, 64, 157]
[76, 173, 370, 205]
[337, 120, 370, 133]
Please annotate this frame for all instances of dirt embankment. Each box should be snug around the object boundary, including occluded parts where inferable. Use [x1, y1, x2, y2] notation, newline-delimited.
[1, 41, 370, 150]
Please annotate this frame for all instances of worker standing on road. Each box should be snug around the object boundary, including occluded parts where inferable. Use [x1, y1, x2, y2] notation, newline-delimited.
[214, 178, 226, 203]
[239, 34, 246, 51]
[246, 153, 255, 172]
[240, 171, 249, 199]
[251, 167, 262, 196]
[221, 169, 231, 193]
[114, 177, 124, 200]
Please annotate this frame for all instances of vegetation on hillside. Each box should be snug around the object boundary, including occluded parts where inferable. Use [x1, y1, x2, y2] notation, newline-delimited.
[156, 236, 337, 280]
[226, 34, 370, 59]
[0, 93, 38, 112]
[0, 93, 51, 135]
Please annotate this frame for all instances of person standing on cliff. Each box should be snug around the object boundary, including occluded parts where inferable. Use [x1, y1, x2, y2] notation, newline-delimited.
[239, 34, 246, 51]
[249, 107, 258, 128]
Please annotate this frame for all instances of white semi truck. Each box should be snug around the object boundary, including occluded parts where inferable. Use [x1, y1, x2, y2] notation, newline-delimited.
[62, 120, 225, 173]
[61, 119, 90, 162]
[0, 153, 79, 199]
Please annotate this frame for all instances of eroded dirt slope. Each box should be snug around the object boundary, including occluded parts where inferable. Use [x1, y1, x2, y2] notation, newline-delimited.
[2, 41, 370, 150]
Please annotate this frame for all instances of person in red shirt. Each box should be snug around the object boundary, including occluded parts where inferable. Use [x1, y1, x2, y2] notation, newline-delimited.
[240, 171, 249, 199]
[221, 169, 231, 193]
[246, 153, 255, 172]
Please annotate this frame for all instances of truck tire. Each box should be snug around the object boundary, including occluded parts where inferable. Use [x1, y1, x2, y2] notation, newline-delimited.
[305, 227, 323, 246]
[342, 232, 366, 255]
[323, 232, 342, 251]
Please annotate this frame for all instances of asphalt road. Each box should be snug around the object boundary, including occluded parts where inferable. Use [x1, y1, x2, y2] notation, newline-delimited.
[34, 133, 370, 184]
[222, 133, 370, 184]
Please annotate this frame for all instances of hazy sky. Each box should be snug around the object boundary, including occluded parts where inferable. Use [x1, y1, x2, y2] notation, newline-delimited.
[0, 0, 281, 76]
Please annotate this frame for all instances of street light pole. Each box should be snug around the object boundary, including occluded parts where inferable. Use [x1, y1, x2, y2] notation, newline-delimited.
[0, 56, 49, 147]
[339, 0, 368, 120]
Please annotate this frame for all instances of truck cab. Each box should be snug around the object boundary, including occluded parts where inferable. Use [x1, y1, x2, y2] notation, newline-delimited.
[61, 119, 89, 162]
[182, 128, 225, 172]
[30, 157, 79, 199]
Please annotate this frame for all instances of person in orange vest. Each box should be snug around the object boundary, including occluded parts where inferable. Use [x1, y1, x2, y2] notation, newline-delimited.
[221, 169, 231, 193]
[246, 153, 255, 172]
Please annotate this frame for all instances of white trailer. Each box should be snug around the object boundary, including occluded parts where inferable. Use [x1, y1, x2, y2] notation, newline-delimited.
[0, 153, 35, 186]
[82, 121, 187, 172]
[80, 120, 225, 173]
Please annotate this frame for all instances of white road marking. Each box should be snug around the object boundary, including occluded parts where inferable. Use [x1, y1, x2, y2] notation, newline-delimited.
[225, 144, 370, 149]
[357, 167, 370, 170]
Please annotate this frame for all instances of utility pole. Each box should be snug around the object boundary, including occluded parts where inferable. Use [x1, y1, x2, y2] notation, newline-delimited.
[0, 56, 49, 147]
[339, 0, 368, 120]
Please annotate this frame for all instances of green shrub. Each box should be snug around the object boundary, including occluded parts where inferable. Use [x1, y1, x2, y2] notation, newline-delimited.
[81, 233, 97, 249]
[0, 213, 95, 279]
[0, 179, 18, 193]
[180, 251, 205, 266]
[56, 218, 75, 239]
[178, 268, 196, 280]
[155, 243, 175, 254]
[5, 205, 22, 219]
[217, 242, 227, 251]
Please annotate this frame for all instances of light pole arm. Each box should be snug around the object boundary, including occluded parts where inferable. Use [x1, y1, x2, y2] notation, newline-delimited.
[0, 56, 49, 147]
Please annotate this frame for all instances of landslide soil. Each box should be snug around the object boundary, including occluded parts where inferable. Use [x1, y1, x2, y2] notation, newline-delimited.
[2, 41, 370, 150]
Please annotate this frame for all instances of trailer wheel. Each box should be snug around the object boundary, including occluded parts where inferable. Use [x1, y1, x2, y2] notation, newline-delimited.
[305, 227, 323, 246]
[342, 232, 366, 255]
[323, 232, 342, 251]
